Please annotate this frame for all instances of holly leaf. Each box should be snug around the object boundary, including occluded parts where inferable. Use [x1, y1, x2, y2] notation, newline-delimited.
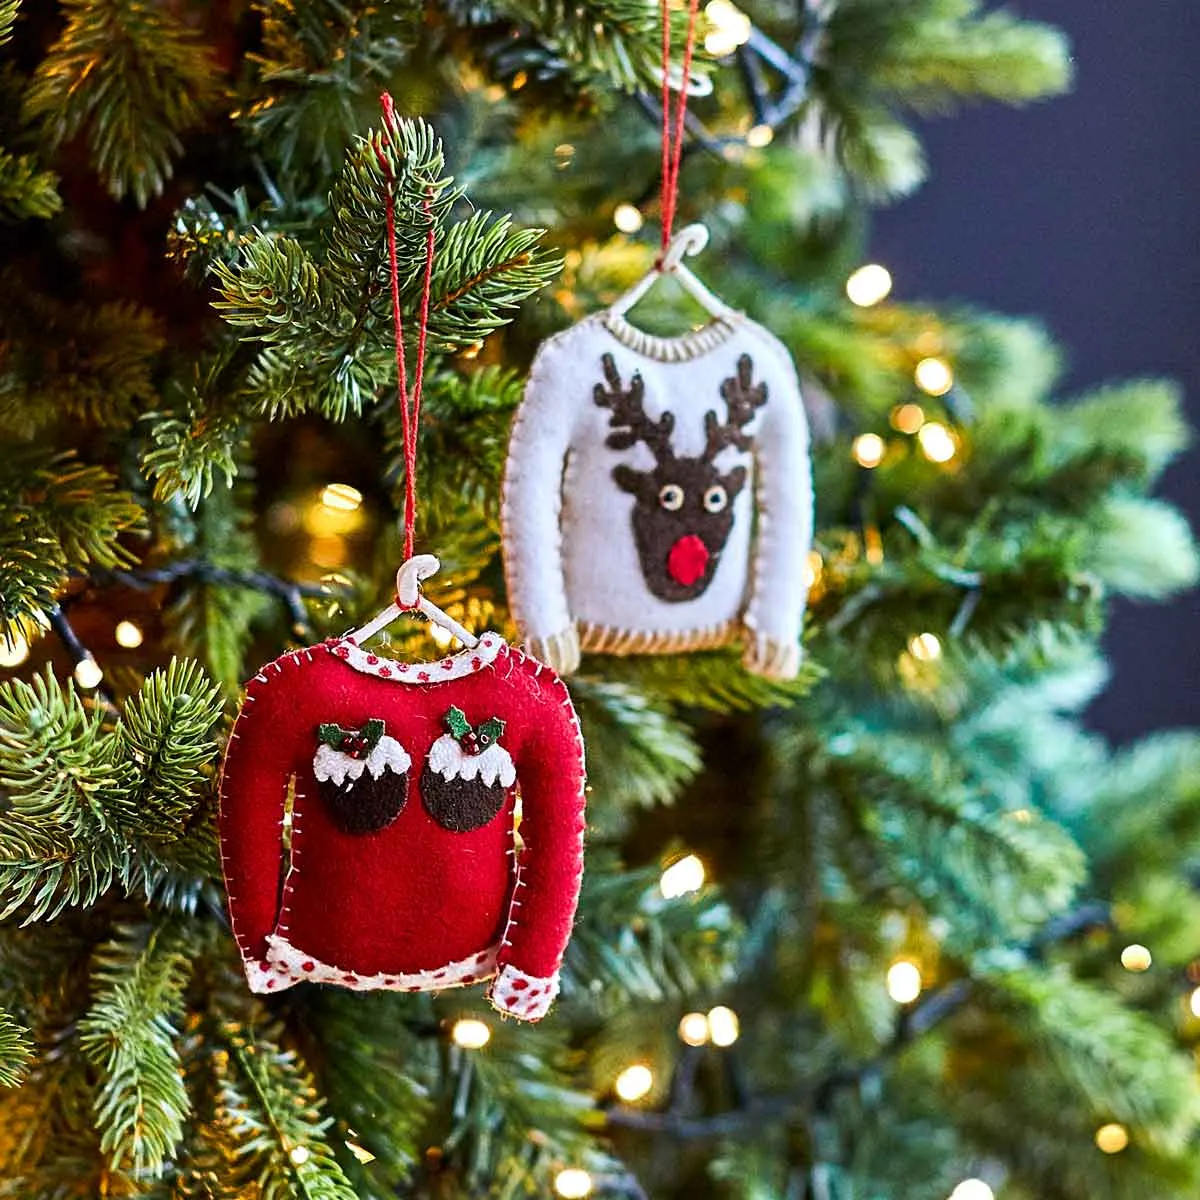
[445, 706, 472, 740]
[477, 717, 506, 744]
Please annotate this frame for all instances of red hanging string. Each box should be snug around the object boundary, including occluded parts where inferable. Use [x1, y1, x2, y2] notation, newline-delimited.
[378, 92, 436, 564]
[659, 0, 702, 257]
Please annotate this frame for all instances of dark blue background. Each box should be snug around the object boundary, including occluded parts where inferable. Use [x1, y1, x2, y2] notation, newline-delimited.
[873, 1, 1200, 739]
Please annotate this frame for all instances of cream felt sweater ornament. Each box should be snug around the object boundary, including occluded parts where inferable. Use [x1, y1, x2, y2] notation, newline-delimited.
[503, 225, 814, 680]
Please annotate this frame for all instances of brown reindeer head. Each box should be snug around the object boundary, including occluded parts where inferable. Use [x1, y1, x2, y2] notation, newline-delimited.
[594, 352, 768, 603]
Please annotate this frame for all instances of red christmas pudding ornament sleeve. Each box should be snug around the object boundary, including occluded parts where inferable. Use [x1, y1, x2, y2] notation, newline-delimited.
[218, 632, 586, 1022]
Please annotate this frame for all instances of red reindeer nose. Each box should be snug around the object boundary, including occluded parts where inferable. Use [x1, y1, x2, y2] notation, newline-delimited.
[667, 535, 710, 586]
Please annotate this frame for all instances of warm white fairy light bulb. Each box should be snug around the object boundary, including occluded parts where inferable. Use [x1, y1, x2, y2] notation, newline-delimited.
[289, 1145, 311, 1166]
[914, 356, 954, 397]
[613, 203, 644, 234]
[554, 1168, 594, 1198]
[320, 482, 363, 512]
[917, 421, 957, 464]
[704, 0, 752, 56]
[852, 432, 885, 469]
[1095, 1123, 1129, 1154]
[74, 657, 104, 690]
[1120, 944, 1152, 972]
[614, 1064, 654, 1102]
[890, 402, 925, 434]
[950, 1181, 994, 1200]
[451, 1018, 491, 1049]
[846, 263, 893, 308]
[707, 1005, 740, 1047]
[678, 1012, 710, 1046]
[115, 620, 144, 649]
[1190, 987, 1200, 1018]
[746, 124, 774, 149]
[886, 960, 923, 1004]
[660, 853, 705, 899]
[907, 632, 942, 663]
[0, 632, 29, 668]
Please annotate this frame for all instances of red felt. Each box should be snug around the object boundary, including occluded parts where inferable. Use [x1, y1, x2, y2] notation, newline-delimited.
[219, 642, 586, 990]
[667, 534, 710, 586]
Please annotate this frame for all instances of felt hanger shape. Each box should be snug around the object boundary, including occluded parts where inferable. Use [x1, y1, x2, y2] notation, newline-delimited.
[346, 555, 479, 649]
[607, 223, 739, 325]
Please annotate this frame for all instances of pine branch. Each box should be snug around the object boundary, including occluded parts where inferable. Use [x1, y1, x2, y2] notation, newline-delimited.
[103, 658, 223, 841]
[22, 0, 221, 205]
[565, 853, 738, 1009]
[0, 288, 165, 433]
[0, 0, 18, 46]
[210, 114, 559, 423]
[589, 650, 820, 713]
[163, 483, 271, 689]
[78, 920, 194, 1174]
[0, 663, 221, 923]
[476, 0, 705, 94]
[573, 681, 702, 828]
[0, 148, 60, 221]
[222, 1029, 358, 1200]
[0, 1007, 33, 1088]
[0, 450, 143, 638]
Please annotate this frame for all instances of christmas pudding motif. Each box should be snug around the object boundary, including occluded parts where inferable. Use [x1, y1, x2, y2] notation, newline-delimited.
[313, 718, 412, 834]
[593, 351, 766, 604]
[421, 705, 516, 832]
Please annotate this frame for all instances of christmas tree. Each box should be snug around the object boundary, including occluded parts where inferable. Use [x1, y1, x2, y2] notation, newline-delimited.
[2, 1, 1199, 1197]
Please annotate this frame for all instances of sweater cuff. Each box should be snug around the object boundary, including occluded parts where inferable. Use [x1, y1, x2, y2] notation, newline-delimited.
[488, 963, 560, 1022]
[243, 957, 300, 995]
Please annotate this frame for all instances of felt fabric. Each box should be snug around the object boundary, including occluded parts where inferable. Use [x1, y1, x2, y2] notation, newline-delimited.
[503, 308, 812, 678]
[219, 634, 586, 1022]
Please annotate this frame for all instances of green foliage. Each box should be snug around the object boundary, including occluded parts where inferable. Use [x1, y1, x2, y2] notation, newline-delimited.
[978, 965, 1200, 1153]
[0, 661, 220, 923]
[79, 920, 194, 1174]
[484, 0, 693, 93]
[0, 290, 165, 433]
[0, 0, 18, 46]
[0, 148, 60, 221]
[574, 680, 702, 830]
[104, 657, 223, 840]
[565, 853, 738, 1008]
[0, 1007, 33, 1088]
[0, 451, 143, 639]
[244, 0, 420, 181]
[221, 1030, 358, 1200]
[211, 114, 560, 427]
[23, 0, 221, 206]
[163, 483, 270, 689]
[814, 0, 1072, 198]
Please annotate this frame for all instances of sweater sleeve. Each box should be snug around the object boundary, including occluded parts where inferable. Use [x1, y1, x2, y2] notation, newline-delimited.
[488, 654, 587, 1022]
[218, 658, 307, 994]
[742, 338, 813, 680]
[501, 337, 581, 672]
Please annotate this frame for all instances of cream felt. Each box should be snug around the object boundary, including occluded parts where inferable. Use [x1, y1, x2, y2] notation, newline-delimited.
[427, 733, 516, 789]
[313, 734, 410, 786]
[503, 308, 812, 676]
[488, 962, 560, 1022]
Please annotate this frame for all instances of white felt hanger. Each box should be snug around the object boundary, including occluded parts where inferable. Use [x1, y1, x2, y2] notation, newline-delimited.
[346, 555, 479, 649]
[607, 223, 739, 324]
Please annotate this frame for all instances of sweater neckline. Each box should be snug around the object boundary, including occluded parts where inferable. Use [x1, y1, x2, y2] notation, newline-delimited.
[327, 631, 504, 683]
[599, 310, 741, 363]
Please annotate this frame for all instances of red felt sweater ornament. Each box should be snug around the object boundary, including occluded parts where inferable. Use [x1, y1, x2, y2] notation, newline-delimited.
[219, 559, 587, 1023]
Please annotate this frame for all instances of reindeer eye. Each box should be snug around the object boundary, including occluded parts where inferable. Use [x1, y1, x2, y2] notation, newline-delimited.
[658, 484, 685, 511]
[703, 485, 728, 513]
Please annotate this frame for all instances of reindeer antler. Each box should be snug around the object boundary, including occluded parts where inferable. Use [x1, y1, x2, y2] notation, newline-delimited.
[594, 353, 675, 461]
[703, 354, 768, 462]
